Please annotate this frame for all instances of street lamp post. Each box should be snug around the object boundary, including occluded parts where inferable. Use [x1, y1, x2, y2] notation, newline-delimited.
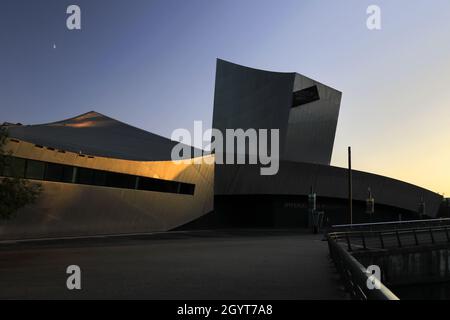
[348, 146, 353, 225]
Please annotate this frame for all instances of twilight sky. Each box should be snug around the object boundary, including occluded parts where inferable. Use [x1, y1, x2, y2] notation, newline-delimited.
[0, 0, 449, 195]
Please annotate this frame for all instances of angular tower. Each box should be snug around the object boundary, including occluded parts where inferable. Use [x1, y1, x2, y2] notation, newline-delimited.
[212, 59, 341, 166]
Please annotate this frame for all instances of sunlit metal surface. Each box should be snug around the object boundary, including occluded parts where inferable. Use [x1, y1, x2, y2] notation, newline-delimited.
[0, 139, 214, 240]
[6, 111, 200, 161]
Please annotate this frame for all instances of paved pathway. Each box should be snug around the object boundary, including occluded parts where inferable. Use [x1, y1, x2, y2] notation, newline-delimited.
[0, 230, 347, 299]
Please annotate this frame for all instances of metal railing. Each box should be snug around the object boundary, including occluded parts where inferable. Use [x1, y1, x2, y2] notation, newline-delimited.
[330, 217, 450, 233]
[329, 224, 450, 251]
[327, 233, 399, 300]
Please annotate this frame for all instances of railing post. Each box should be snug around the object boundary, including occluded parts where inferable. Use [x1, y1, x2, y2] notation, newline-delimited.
[361, 233, 367, 250]
[378, 232, 385, 249]
[395, 230, 402, 248]
[413, 229, 419, 246]
[346, 233, 352, 252]
[429, 228, 435, 244]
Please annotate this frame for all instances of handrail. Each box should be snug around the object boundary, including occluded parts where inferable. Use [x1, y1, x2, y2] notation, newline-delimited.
[332, 225, 449, 237]
[327, 234, 399, 300]
[329, 225, 450, 250]
[331, 218, 450, 231]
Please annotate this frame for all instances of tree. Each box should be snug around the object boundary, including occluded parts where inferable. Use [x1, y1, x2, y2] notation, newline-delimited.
[0, 127, 41, 220]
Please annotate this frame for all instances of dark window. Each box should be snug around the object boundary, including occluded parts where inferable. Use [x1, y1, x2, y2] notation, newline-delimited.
[61, 166, 74, 182]
[138, 177, 194, 195]
[0, 155, 6, 176]
[92, 171, 107, 186]
[139, 178, 175, 193]
[105, 172, 136, 189]
[179, 183, 195, 195]
[2, 156, 194, 196]
[26, 160, 45, 180]
[161, 180, 179, 193]
[45, 163, 73, 182]
[76, 167, 94, 185]
[45, 163, 62, 182]
[292, 85, 320, 108]
[138, 177, 160, 192]
[3, 157, 26, 178]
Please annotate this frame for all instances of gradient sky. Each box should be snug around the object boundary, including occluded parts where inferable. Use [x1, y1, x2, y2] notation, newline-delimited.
[1, 0, 449, 195]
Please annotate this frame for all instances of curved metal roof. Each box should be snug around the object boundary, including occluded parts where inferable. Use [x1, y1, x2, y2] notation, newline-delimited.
[6, 111, 200, 161]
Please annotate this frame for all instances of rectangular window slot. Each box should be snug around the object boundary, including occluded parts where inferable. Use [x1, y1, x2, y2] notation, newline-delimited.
[292, 85, 320, 108]
[0, 156, 195, 196]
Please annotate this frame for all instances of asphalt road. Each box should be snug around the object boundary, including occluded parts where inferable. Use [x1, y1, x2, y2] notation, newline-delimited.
[0, 230, 347, 299]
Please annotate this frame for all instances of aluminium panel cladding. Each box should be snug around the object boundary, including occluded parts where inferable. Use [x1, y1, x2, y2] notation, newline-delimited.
[212, 59, 295, 154]
[212, 59, 294, 195]
[0, 139, 215, 240]
[214, 160, 442, 217]
[212, 59, 341, 194]
[284, 74, 341, 165]
[6, 111, 200, 161]
[211, 60, 441, 216]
